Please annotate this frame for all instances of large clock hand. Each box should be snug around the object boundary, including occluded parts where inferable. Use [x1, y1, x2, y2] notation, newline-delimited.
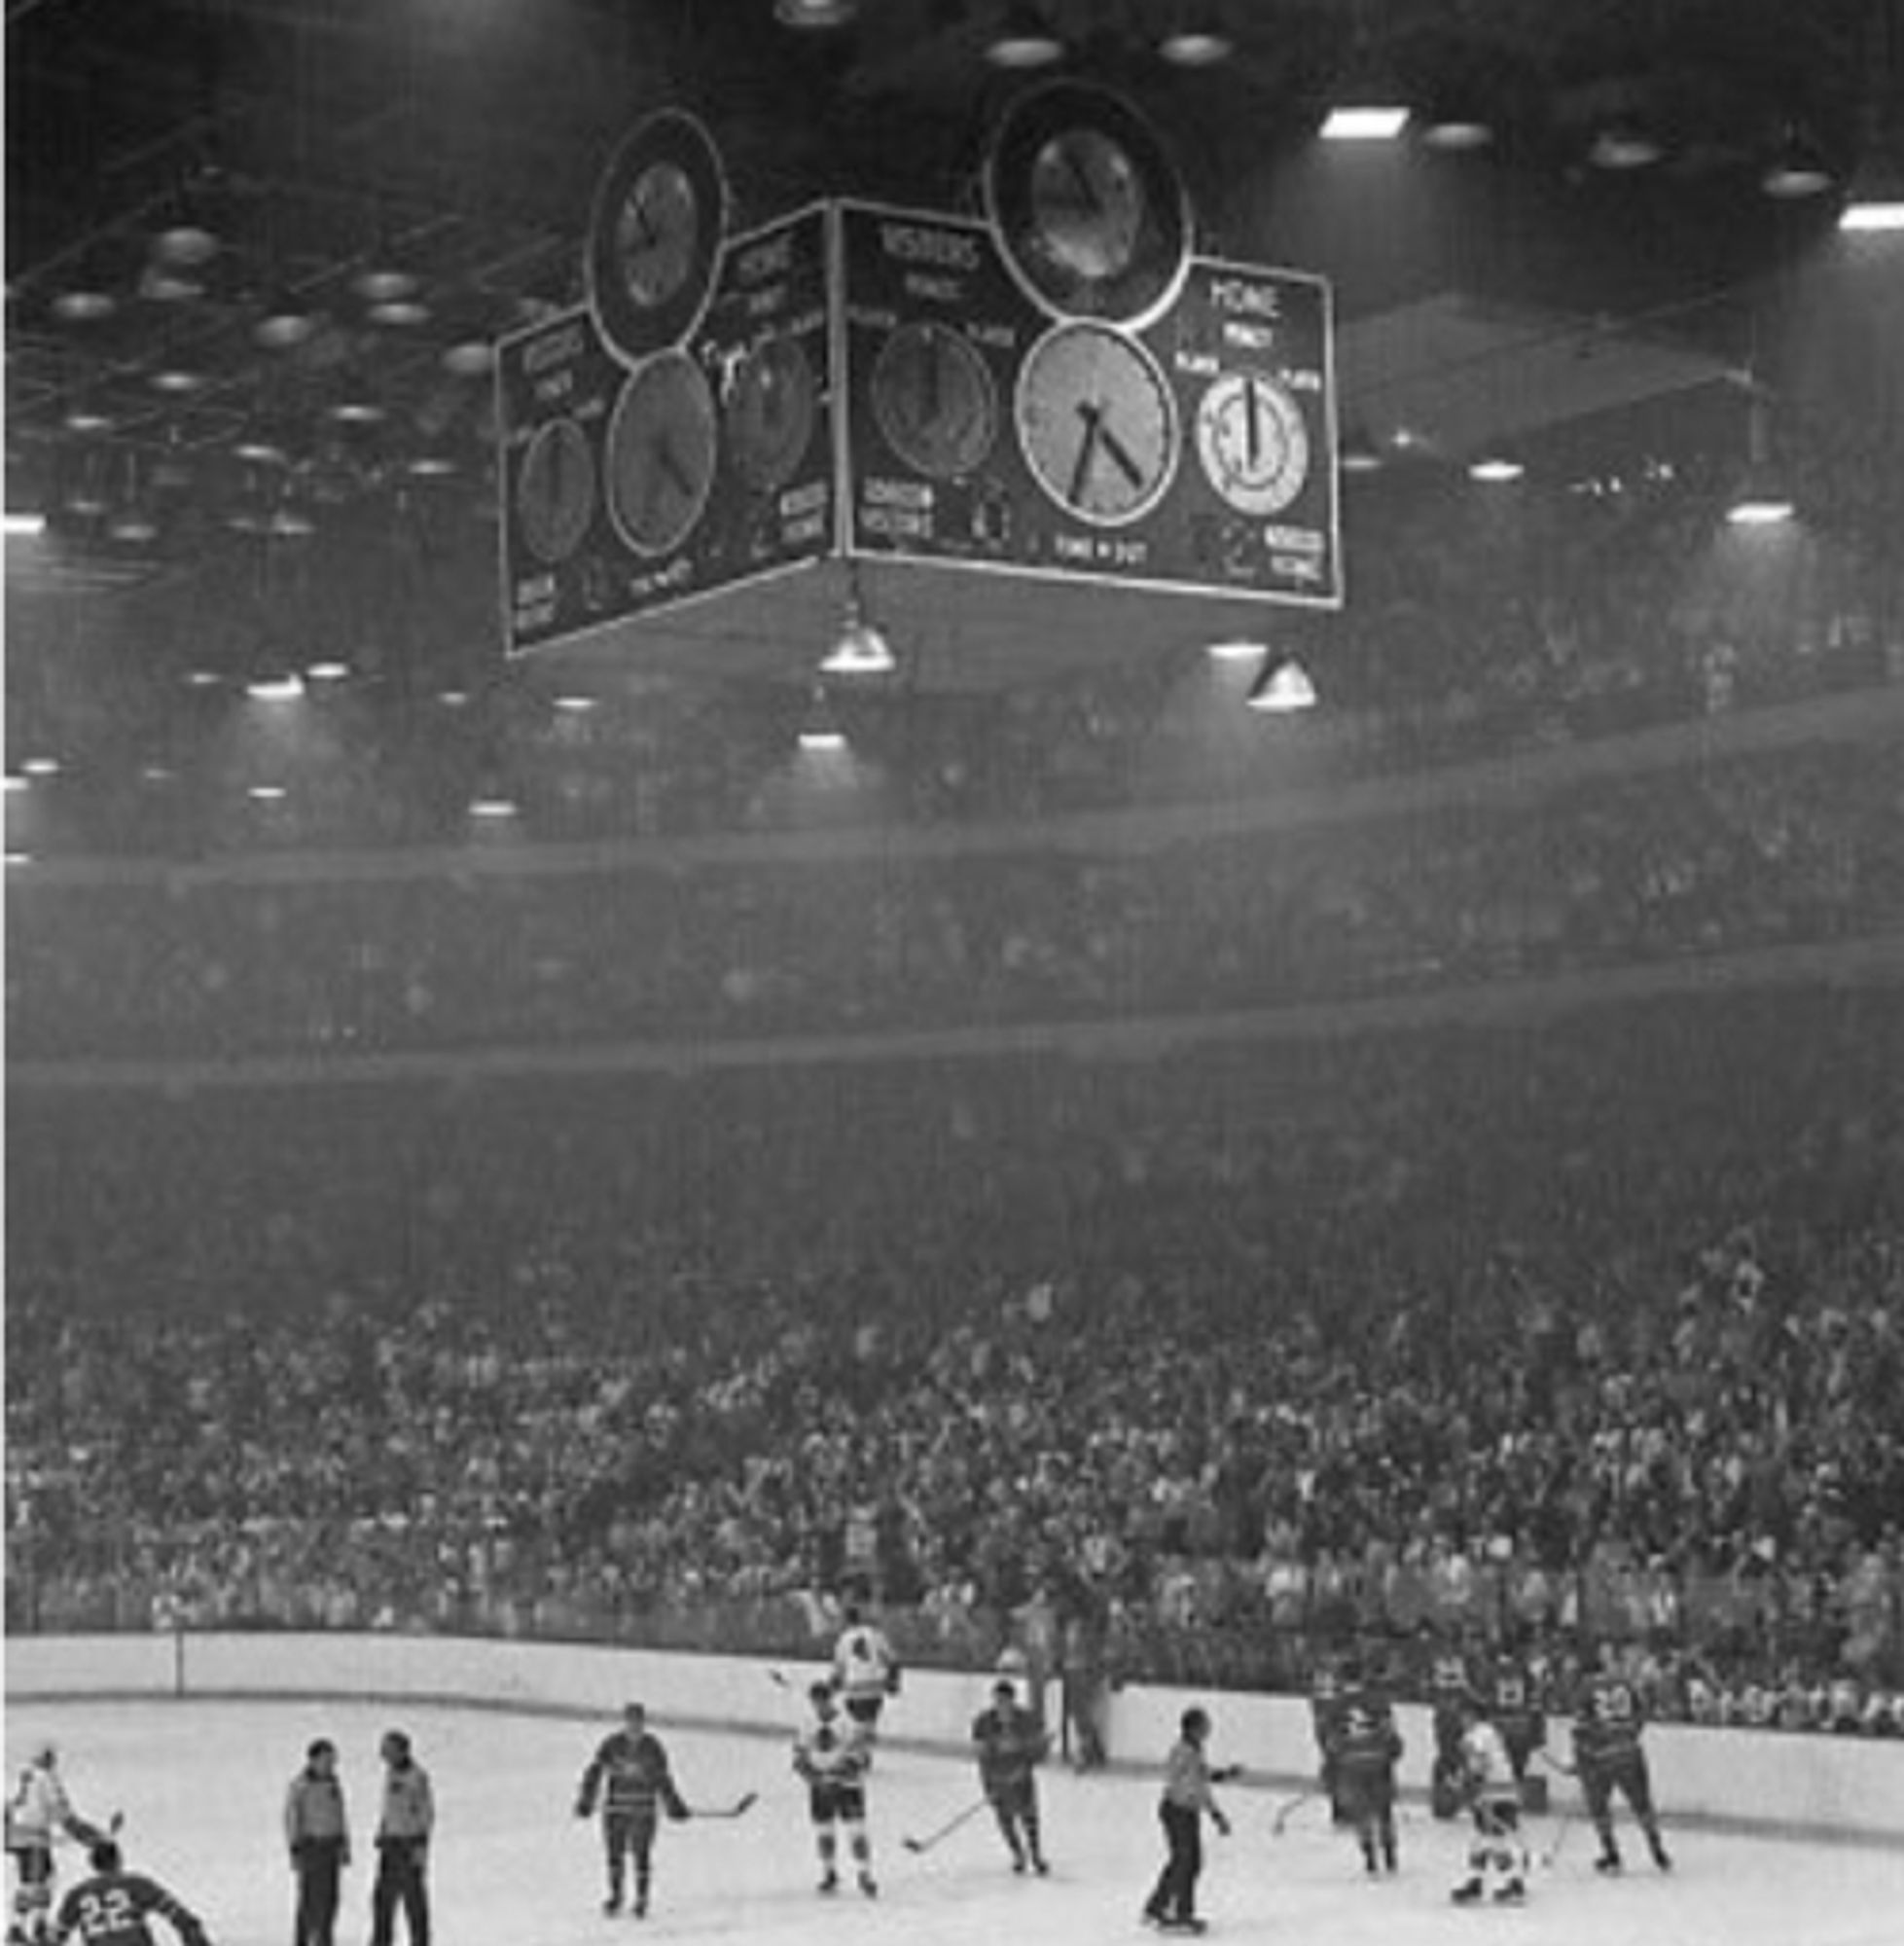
[658, 436, 693, 502]
[1063, 146, 1101, 220]
[1245, 378, 1261, 470]
[1068, 400, 1102, 507]
[1096, 416, 1146, 492]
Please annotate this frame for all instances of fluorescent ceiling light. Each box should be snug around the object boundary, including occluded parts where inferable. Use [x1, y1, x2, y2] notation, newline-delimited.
[4, 511, 48, 537]
[1469, 456, 1525, 483]
[1321, 106, 1409, 141]
[1839, 200, 1904, 232]
[1205, 638, 1267, 663]
[245, 674, 306, 702]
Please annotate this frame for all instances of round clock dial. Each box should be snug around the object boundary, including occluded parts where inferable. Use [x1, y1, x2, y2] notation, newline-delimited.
[1029, 127, 1144, 282]
[587, 109, 728, 365]
[1194, 372, 1311, 516]
[987, 81, 1192, 328]
[871, 322, 999, 480]
[516, 417, 596, 564]
[605, 348, 718, 558]
[1015, 320, 1178, 527]
[727, 335, 816, 494]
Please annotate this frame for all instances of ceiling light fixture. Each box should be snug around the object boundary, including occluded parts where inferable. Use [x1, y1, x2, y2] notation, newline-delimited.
[1205, 638, 1267, 663]
[3, 511, 48, 537]
[50, 287, 118, 323]
[442, 338, 496, 378]
[985, 2, 1064, 69]
[1321, 104, 1410, 141]
[1588, 118, 1665, 170]
[1157, 2, 1234, 67]
[1839, 138, 1904, 230]
[245, 674, 306, 703]
[821, 592, 895, 674]
[253, 288, 321, 349]
[773, 0, 858, 25]
[1468, 455, 1525, 483]
[1726, 392, 1795, 526]
[1761, 123, 1834, 199]
[1245, 651, 1317, 713]
[797, 685, 847, 752]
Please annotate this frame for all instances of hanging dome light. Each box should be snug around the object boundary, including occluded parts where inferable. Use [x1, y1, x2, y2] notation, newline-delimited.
[1245, 651, 1318, 713]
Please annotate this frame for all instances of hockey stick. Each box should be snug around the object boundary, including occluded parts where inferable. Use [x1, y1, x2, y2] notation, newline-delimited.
[689, 1792, 760, 1820]
[1272, 1789, 1320, 1836]
[1538, 1804, 1578, 1868]
[901, 1798, 990, 1856]
[767, 1669, 797, 1692]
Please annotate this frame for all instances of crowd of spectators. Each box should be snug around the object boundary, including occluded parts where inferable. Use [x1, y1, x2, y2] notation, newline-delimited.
[9, 985, 1903, 1727]
[10, 732, 1901, 1061]
[7, 428, 1900, 861]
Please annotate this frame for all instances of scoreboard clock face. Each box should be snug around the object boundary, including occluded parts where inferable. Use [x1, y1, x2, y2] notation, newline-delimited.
[605, 348, 718, 557]
[726, 334, 817, 494]
[986, 82, 1192, 329]
[1015, 319, 1178, 526]
[515, 417, 596, 564]
[1194, 371, 1311, 516]
[587, 109, 729, 365]
[871, 321, 999, 480]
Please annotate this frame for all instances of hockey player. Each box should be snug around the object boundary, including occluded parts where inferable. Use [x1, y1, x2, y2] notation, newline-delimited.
[575, 1703, 693, 1918]
[50, 1843, 208, 1946]
[972, 1676, 1050, 1876]
[792, 1682, 877, 1899]
[1571, 1655, 1671, 1874]
[1488, 1650, 1548, 1808]
[1331, 1691, 1402, 1876]
[7, 1743, 111, 1946]
[1429, 1644, 1477, 1819]
[284, 1739, 349, 1946]
[369, 1731, 432, 1946]
[831, 1603, 901, 1742]
[1141, 1707, 1238, 1935]
[1451, 1699, 1528, 1906]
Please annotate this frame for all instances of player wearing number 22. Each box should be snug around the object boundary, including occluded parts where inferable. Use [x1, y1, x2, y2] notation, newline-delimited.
[793, 1682, 877, 1898]
[972, 1678, 1051, 1876]
[576, 1703, 693, 1919]
[1572, 1659, 1671, 1874]
[51, 1843, 208, 1946]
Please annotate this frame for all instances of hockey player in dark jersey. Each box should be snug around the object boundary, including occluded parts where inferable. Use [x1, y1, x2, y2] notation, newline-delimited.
[1429, 1645, 1478, 1819]
[972, 1677, 1051, 1876]
[51, 1843, 208, 1946]
[575, 1703, 692, 1917]
[1330, 1690, 1402, 1876]
[793, 1682, 877, 1898]
[1571, 1657, 1671, 1874]
[1487, 1651, 1548, 1809]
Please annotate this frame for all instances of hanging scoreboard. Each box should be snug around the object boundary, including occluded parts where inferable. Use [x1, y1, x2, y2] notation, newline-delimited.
[499, 190, 834, 656]
[500, 87, 1341, 661]
[838, 201, 1340, 609]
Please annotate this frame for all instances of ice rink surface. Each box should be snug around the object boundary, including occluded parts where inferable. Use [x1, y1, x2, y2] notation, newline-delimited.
[6, 1699, 1900, 1946]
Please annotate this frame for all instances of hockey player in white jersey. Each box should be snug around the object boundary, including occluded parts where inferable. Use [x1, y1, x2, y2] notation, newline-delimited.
[6, 1744, 111, 1946]
[1450, 1701, 1528, 1906]
[793, 1683, 877, 1897]
[831, 1602, 901, 1742]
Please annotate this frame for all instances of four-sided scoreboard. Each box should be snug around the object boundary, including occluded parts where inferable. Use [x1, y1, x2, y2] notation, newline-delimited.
[499, 86, 1342, 661]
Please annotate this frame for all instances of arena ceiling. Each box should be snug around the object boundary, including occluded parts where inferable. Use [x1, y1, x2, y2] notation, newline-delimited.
[3, 0, 1893, 660]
